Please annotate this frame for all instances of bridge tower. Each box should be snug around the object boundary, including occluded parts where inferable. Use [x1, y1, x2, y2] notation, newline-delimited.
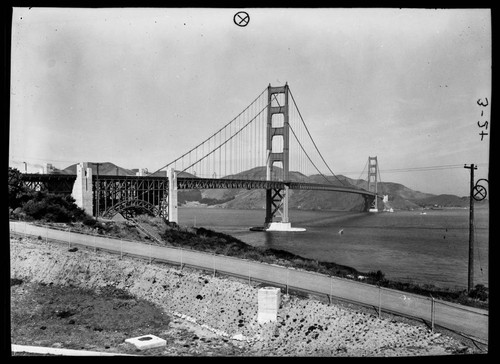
[367, 156, 378, 212]
[265, 83, 292, 230]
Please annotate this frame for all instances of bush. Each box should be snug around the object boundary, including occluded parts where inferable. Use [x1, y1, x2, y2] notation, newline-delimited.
[18, 191, 89, 223]
[82, 215, 98, 227]
[469, 284, 488, 301]
[368, 270, 386, 283]
[8, 167, 29, 209]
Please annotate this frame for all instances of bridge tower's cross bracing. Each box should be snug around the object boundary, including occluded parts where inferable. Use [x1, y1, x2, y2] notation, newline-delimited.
[367, 156, 378, 212]
[265, 83, 291, 229]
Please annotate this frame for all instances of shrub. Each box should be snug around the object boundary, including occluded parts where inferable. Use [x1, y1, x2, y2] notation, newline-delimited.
[18, 191, 89, 223]
[8, 167, 29, 209]
[82, 215, 98, 227]
[469, 284, 488, 301]
[368, 270, 386, 284]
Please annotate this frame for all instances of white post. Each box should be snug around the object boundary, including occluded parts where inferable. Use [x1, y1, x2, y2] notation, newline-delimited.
[94, 233, 97, 253]
[180, 247, 183, 269]
[120, 238, 123, 260]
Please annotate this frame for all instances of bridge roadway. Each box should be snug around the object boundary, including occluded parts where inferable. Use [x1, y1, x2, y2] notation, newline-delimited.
[10, 221, 488, 343]
[20, 174, 379, 198]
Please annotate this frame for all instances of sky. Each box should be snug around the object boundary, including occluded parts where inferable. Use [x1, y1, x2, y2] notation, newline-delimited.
[9, 8, 491, 196]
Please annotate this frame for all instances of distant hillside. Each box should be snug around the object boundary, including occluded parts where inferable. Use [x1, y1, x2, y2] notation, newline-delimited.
[410, 194, 471, 208]
[63, 162, 136, 176]
[62, 162, 196, 178]
[201, 168, 478, 211]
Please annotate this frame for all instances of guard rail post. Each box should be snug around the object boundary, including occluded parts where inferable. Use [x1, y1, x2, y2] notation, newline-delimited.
[378, 286, 382, 318]
[213, 251, 216, 277]
[286, 268, 289, 296]
[431, 295, 435, 332]
[248, 261, 251, 286]
[329, 277, 333, 306]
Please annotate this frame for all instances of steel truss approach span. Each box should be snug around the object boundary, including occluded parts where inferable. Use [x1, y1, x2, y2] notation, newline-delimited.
[19, 174, 76, 194]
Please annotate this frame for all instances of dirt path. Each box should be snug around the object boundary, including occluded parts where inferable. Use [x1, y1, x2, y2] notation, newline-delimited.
[10, 235, 483, 356]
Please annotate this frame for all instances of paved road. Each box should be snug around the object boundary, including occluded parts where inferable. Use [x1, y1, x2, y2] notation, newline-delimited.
[10, 221, 488, 343]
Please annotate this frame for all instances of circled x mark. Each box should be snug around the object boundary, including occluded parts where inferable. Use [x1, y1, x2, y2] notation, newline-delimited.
[472, 185, 487, 201]
[234, 12, 250, 27]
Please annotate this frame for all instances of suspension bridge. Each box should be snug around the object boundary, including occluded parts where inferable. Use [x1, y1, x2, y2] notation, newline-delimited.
[19, 83, 384, 231]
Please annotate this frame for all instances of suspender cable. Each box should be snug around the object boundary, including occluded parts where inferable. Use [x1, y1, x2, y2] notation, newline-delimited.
[288, 123, 331, 185]
[377, 161, 383, 195]
[289, 88, 346, 186]
[356, 159, 368, 187]
[153, 87, 267, 175]
[180, 101, 270, 174]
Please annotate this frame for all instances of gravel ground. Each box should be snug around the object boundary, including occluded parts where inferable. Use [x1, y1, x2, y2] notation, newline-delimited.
[10, 235, 486, 356]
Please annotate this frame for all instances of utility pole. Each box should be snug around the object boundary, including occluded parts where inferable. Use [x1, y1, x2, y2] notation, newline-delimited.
[464, 163, 477, 292]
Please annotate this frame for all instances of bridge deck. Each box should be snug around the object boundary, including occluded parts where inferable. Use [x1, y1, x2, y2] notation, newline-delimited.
[20, 174, 378, 197]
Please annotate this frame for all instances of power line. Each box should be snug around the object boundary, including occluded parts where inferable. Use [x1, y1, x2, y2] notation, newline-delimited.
[338, 163, 488, 176]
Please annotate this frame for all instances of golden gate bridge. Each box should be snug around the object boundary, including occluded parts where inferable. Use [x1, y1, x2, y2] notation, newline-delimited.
[19, 83, 383, 231]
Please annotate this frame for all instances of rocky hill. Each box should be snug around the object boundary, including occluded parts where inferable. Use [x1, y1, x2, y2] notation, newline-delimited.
[63, 162, 137, 176]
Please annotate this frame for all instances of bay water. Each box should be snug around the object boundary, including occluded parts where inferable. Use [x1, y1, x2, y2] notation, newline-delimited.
[178, 206, 489, 290]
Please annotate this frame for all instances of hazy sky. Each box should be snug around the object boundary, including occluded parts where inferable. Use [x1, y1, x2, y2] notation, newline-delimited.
[9, 8, 491, 196]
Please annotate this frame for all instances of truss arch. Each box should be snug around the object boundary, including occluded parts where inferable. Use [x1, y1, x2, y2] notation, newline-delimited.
[101, 199, 160, 219]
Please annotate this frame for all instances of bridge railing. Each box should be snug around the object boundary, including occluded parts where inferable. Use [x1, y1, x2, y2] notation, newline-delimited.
[10, 221, 488, 343]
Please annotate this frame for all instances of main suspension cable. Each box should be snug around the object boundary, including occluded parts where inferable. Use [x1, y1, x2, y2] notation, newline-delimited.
[289, 88, 347, 186]
[153, 87, 268, 175]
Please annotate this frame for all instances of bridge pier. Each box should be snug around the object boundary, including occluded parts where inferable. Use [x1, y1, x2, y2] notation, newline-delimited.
[71, 162, 93, 216]
[167, 167, 178, 224]
[363, 195, 377, 212]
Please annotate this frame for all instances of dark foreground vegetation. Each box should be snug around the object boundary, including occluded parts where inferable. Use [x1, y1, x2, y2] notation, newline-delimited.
[8, 167, 488, 309]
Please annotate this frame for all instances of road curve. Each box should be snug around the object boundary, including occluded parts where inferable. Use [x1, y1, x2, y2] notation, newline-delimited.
[10, 221, 488, 343]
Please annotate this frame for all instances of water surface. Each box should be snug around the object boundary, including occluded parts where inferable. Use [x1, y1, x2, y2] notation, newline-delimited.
[178, 206, 489, 290]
